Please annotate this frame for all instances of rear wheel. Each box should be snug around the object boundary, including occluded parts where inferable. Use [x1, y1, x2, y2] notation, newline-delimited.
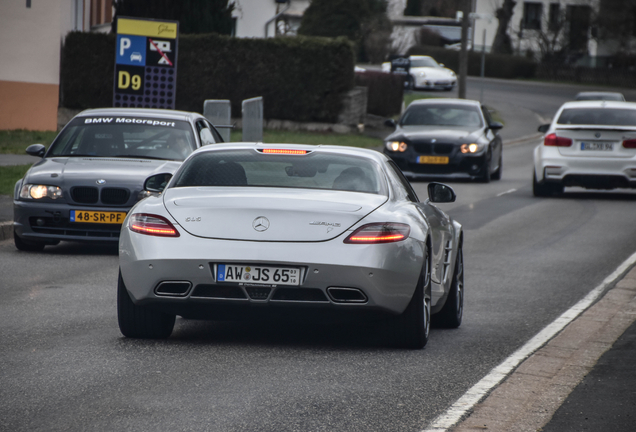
[117, 271, 175, 339]
[533, 171, 563, 197]
[388, 248, 431, 349]
[433, 245, 463, 328]
[14, 232, 46, 252]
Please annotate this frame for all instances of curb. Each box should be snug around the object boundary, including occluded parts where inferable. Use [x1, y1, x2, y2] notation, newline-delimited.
[0, 221, 12, 241]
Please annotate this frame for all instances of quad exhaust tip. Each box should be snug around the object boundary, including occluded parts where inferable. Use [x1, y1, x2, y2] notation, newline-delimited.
[155, 281, 192, 297]
[327, 287, 368, 303]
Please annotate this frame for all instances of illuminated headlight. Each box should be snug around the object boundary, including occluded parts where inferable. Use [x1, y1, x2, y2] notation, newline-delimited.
[460, 143, 482, 154]
[20, 184, 63, 200]
[385, 141, 408, 152]
[418, 71, 426, 77]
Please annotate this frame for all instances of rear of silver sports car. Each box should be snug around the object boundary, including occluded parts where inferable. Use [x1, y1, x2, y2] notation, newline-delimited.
[119, 188, 426, 321]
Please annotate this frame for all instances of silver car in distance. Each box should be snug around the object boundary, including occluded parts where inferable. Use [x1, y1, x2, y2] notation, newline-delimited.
[118, 143, 464, 349]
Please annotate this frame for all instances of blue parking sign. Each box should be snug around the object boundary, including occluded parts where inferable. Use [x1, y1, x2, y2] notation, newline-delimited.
[116, 34, 146, 66]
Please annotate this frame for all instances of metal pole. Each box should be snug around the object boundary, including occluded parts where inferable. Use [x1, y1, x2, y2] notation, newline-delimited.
[458, 0, 471, 99]
[480, 29, 486, 103]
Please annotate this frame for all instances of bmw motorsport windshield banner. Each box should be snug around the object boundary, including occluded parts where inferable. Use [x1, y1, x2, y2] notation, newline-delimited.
[113, 17, 179, 109]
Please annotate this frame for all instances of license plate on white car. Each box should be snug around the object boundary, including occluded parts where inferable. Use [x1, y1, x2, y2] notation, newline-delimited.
[581, 142, 614, 151]
[216, 264, 300, 286]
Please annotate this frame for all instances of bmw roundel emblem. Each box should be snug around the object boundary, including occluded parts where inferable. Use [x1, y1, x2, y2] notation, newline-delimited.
[252, 216, 270, 232]
[96, 179, 106, 185]
[431, 139, 437, 143]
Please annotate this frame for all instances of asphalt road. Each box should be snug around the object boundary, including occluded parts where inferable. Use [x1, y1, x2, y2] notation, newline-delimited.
[2, 79, 636, 431]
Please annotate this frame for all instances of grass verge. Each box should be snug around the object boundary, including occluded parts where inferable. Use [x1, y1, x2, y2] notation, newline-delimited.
[0, 165, 30, 195]
[0, 130, 57, 154]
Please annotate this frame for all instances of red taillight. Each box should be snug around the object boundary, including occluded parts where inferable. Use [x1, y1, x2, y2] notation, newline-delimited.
[129, 213, 180, 237]
[261, 149, 308, 155]
[544, 133, 572, 147]
[344, 223, 410, 244]
[623, 139, 636, 149]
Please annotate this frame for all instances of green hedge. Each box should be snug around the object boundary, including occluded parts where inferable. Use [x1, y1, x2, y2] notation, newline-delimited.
[355, 70, 404, 117]
[61, 32, 355, 123]
[407, 45, 537, 79]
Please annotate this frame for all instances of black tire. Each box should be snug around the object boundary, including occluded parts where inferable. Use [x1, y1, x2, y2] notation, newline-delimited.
[433, 245, 463, 328]
[388, 248, 431, 349]
[117, 271, 175, 339]
[14, 232, 46, 252]
[533, 171, 563, 197]
[491, 154, 502, 180]
[478, 151, 492, 183]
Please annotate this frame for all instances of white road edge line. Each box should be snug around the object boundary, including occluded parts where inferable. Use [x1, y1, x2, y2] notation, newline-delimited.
[421, 250, 636, 432]
[496, 188, 517, 197]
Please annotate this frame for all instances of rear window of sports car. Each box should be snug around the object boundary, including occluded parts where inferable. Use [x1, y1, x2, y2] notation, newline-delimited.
[557, 108, 636, 126]
[47, 116, 196, 161]
[173, 150, 387, 195]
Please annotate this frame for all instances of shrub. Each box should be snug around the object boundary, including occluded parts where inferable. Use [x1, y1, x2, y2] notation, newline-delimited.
[60, 32, 355, 123]
[355, 71, 404, 117]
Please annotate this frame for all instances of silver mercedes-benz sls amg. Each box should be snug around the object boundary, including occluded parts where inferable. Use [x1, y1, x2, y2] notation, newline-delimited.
[118, 143, 464, 349]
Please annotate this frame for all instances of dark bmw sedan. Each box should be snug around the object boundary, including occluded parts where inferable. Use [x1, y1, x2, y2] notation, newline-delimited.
[13, 108, 223, 251]
[384, 99, 503, 182]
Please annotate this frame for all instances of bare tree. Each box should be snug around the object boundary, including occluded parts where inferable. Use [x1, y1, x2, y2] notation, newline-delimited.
[492, 0, 515, 54]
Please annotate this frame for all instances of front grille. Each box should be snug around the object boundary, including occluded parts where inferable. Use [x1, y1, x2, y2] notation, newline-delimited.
[412, 143, 455, 155]
[28, 216, 121, 239]
[101, 188, 129, 205]
[71, 187, 99, 204]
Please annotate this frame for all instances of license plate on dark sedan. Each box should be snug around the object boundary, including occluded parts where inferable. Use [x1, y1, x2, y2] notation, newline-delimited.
[70, 210, 126, 224]
[216, 264, 300, 286]
[580, 142, 614, 151]
[417, 156, 449, 164]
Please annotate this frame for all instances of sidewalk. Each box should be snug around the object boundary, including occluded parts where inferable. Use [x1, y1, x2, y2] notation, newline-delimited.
[451, 265, 636, 432]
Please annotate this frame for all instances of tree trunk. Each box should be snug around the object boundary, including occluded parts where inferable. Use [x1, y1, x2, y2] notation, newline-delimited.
[492, 0, 516, 54]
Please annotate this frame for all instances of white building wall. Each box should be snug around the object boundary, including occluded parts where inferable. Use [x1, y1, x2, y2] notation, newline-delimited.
[232, 0, 279, 38]
[1, 0, 62, 84]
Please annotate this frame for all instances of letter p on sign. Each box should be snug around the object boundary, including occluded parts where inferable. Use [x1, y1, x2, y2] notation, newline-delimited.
[120, 37, 131, 56]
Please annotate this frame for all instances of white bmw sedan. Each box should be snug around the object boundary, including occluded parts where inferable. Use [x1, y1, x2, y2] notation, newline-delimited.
[533, 101, 636, 196]
[118, 143, 464, 349]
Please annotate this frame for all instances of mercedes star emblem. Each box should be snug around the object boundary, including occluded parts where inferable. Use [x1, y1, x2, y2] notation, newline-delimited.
[595, 132, 601, 138]
[252, 216, 270, 232]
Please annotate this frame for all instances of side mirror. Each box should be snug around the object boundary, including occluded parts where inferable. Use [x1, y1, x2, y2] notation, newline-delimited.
[428, 182, 456, 203]
[538, 124, 550, 133]
[489, 121, 503, 130]
[26, 144, 46, 157]
[384, 119, 397, 128]
[144, 173, 173, 194]
[439, 63, 445, 67]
